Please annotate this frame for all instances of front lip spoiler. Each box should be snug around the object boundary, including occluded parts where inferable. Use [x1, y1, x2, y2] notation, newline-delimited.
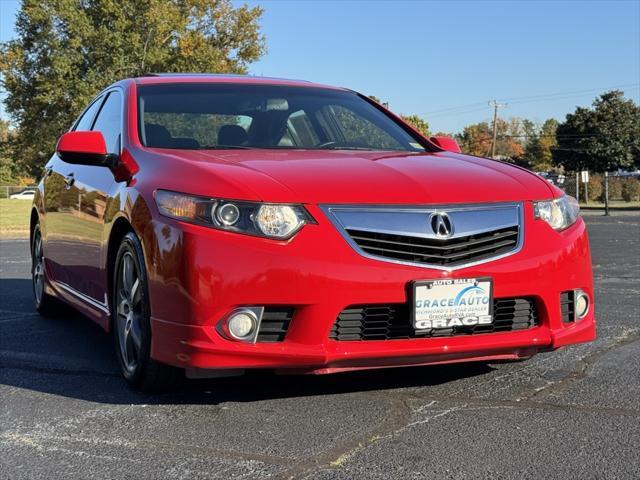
[319, 202, 525, 272]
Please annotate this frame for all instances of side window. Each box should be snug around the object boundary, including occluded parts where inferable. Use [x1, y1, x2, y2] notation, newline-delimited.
[92, 91, 122, 154]
[73, 96, 104, 131]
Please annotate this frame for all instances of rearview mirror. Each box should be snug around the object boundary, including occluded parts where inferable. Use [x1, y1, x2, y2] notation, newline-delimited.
[56, 131, 116, 167]
[430, 136, 461, 153]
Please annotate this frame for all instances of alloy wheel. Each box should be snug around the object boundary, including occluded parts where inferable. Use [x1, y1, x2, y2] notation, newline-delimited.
[115, 251, 143, 373]
[32, 231, 44, 305]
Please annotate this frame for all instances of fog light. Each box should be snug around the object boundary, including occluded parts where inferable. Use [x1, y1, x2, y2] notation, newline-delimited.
[575, 290, 590, 318]
[227, 309, 257, 339]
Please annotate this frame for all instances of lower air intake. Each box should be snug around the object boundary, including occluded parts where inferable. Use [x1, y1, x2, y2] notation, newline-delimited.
[257, 307, 294, 342]
[329, 297, 538, 341]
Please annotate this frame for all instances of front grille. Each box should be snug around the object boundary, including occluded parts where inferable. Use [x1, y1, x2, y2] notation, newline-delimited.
[329, 297, 538, 341]
[560, 291, 575, 322]
[345, 226, 519, 267]
[257, 307, 294, 342]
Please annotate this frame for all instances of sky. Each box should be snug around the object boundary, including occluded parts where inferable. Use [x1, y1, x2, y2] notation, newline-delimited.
[1, 0, 639, 133]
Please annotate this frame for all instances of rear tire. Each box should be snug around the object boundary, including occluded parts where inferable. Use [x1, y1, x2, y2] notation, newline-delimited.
[112, 231, 182, 391]
[31, 224, 59, 317]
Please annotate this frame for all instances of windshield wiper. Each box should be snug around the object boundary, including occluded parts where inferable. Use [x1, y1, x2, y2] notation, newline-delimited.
[316, 145, 376, 151]
[198, 145, 256, 150]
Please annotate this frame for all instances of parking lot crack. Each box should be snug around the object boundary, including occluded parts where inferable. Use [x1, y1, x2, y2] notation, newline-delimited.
[274, 396, 413, 480]
[519, 328, 640, 402]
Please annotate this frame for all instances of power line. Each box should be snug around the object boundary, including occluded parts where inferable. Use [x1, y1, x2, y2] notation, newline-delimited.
[497, 134, 599, 139]
[500, 83, 640, 104]
[423, 82, 640, 118]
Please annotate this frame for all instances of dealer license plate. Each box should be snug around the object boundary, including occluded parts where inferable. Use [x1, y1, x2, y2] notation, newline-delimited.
[413, 278, 493, 330]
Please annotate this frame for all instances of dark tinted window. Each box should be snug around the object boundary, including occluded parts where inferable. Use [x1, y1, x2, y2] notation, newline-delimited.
[138, 84, 427, 152]
[73, 96, 104, 131]
[92, 91, 122, 154]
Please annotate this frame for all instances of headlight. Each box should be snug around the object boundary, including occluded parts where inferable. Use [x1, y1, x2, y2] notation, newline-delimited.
[534, 195, 580, 231]
[155, 190, 314, 239]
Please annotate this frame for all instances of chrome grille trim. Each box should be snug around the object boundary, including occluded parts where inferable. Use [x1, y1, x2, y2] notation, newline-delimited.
[320, 202, 524, 271]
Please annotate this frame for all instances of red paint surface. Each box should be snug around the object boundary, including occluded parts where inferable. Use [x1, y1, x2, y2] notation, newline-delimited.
[56, 131, 107, 156]
[430, 135, 462, 153]
[35, 75, 595, 374]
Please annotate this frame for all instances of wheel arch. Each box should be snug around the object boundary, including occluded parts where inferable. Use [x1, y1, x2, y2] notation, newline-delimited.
[106, 216, 136, 330]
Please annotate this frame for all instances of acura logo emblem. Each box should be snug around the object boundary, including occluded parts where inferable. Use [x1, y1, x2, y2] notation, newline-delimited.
[430, 213, 453, 238]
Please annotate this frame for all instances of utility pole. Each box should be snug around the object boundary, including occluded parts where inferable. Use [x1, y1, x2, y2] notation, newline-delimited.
[489, 101, 507, 159]
[604, 171, 610, 216]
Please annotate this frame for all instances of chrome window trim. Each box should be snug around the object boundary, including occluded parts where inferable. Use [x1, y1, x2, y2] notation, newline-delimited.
[320, 202, 524, 271]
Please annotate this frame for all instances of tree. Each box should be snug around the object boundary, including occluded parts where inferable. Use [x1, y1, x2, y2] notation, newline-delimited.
[494, 117, 525, 160]
[522, 118, 558, 171]
[0, 0, 266, 176]
[400, 114, 430, 137]
[456, 117, 526, 160]
[553, 90, 640, 172]
[456, 122, 492, 156]
[0, 119, 16, 184]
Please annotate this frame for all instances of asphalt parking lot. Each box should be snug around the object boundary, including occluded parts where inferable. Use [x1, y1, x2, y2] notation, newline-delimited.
[1, 214, 639, 480]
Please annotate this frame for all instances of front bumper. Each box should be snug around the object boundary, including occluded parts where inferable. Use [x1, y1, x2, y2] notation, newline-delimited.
[145, 202, 595, 373]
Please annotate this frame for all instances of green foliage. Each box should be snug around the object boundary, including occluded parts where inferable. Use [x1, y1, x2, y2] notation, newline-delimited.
[553, 90, 640, 172]
[0, 119, 16, 184]
[607, 177, 623, 200]
[456, 118, 525, 160]
[0, 0, 266, 176]
[622, 178, 640, 202]
[523, 118, 558, 171]
[400, 114, 430, 137]
[456, 122, 492, 157]
[587, 174, 603, 201]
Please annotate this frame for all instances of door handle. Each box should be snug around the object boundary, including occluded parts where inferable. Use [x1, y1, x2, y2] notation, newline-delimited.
[44, 166, 53, 178]
[63, 173, 75, 189]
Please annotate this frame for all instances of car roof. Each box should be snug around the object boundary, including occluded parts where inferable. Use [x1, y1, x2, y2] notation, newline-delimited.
[133, 73, 347, 91]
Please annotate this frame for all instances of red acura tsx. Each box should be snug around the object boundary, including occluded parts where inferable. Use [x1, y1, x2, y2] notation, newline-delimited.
[30, 74, 595, 390]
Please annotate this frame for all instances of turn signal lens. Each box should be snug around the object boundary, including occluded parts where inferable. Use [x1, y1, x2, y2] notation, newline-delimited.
[155, 190, 202, 221]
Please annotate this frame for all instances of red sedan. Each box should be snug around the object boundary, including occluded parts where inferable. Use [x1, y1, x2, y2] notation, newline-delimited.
[31, 74, 595, 390]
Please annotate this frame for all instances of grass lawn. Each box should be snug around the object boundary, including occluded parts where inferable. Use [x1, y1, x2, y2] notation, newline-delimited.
[0, 199, 32, 238]
[579, 200, 640, 209]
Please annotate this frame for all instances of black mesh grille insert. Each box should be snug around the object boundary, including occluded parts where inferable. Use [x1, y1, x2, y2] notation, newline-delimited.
[560, 291, 575, 323]
[257, 307, 294, 342]
[329, 297, 538, 341]
[345, 226, 519, 267]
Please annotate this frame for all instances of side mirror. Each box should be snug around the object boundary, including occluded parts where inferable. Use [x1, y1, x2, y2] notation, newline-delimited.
[430, 136, 461, 153]
[56, 131, 116, 167]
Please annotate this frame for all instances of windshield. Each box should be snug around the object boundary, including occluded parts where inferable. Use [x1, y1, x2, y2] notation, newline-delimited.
[137, 83, 428, 152]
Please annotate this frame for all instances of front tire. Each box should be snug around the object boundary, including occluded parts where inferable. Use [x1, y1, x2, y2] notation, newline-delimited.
[112, 232, 182, 391]
[31, 224, 58, 316]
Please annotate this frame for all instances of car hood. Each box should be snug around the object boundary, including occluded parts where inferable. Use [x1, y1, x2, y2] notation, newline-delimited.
[146, 149, 555, 204]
